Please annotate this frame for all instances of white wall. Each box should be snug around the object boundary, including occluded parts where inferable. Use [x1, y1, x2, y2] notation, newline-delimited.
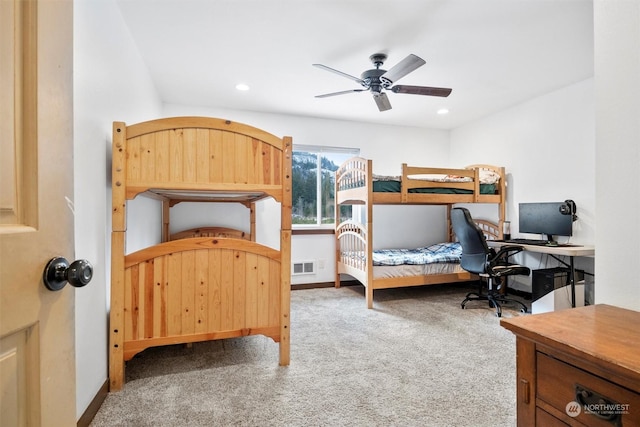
[163, 104, 451, 284]
[593, 1, 640, 310]
[450, 79, 596, 291]
[74, 0, 161, 419]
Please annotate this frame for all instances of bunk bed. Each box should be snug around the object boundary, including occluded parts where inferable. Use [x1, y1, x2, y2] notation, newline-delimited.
[335, 157, 506, 308]
[110, 117, 292, 391]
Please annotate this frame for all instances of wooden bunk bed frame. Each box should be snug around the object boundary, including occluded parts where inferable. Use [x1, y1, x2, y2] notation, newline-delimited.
[110, 117, 292, 391]
[334, 157, 505, 308]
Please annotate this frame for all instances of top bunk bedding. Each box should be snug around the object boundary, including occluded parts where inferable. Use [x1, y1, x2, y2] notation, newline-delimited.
[371, 170, 500, 195]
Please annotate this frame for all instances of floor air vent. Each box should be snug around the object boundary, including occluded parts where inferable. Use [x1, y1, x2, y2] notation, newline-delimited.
[292, 261, 315, 275]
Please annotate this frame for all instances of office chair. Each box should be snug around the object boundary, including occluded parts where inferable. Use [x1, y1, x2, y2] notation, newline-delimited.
[451, 207, 530, 317]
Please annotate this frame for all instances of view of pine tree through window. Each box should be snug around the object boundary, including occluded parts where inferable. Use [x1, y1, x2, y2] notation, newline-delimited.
[292, 147, 358, 226]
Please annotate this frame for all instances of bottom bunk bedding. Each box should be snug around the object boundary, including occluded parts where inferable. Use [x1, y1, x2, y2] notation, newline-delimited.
[372, 242, 462, 266]
[369, 242, 467, 280]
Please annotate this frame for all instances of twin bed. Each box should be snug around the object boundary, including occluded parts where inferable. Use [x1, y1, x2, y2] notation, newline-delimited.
[335, 157, 506, 308]
[110, 117, 292, 390]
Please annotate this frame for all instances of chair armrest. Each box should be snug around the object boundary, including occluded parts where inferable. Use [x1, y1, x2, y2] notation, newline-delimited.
[490, 245, 524, 264]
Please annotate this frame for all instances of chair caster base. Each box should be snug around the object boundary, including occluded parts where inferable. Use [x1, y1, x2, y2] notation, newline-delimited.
[460, 293, 528, 318]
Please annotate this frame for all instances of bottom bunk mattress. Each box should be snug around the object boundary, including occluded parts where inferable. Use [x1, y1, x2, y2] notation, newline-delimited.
[373, 261, 465, 279]
[371, 242, 465, 279]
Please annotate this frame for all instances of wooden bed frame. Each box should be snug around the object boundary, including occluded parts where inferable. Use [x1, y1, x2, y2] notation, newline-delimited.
[334, 157, 505, 308]
[110, 117, 292, 391]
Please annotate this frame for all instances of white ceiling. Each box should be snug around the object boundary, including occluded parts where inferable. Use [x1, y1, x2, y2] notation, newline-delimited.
[116, 0, 594, 130]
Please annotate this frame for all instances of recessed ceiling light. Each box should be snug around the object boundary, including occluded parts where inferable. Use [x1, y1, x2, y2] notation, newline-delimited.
[235, 83, 250, 91]
[437, 108, 449, 115]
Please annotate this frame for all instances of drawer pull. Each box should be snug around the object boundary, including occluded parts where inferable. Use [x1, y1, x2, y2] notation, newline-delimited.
[574, 383, 622, 424]
[519, 379, 530, 404]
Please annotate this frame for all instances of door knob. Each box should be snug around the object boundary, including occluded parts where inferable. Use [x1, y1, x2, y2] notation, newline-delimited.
[43, 257, 93, 291]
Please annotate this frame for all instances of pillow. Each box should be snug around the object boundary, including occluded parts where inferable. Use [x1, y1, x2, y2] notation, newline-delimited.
[442, 174, 473, 182]
[408, 174, 472, 182]
[372, 174, 401, 181]
[420, 242, 462, 254]
[479, 169, 501, 184]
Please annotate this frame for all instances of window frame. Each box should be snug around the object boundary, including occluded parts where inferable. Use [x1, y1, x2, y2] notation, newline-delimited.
[291, 144, 359, 230]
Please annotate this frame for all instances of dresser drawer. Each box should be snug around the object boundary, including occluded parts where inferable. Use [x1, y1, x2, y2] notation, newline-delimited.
[537, 352, 640, 426]
[536, 407, 569, 426]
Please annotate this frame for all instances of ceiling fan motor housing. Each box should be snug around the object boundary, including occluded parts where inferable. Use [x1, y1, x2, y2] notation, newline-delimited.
[360, 68, 388, 93]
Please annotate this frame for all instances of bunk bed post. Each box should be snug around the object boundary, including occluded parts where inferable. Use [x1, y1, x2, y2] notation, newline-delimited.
[400, 163, 408, 203]
[365, 159, 375, 309]
[498, 166, 506, 238]
[110, 121, 127, 391]
[446, 205, 454, 242]
[473, 168, 480, 202]
[161, 200, 170, 242]
[280, 136, 292, 366]
[334, 162, 341, 289]
[249, 202, 256, 242]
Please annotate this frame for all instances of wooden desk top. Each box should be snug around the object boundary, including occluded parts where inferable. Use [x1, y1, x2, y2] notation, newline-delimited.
[488, 241, 595, 257]
[501, 304, 640, 391]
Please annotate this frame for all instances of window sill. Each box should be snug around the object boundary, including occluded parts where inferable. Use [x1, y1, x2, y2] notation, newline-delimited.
[292, 228, 335, 236]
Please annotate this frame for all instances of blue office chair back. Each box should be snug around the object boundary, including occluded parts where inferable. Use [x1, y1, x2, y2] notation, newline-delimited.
[451, 207, 491, 275]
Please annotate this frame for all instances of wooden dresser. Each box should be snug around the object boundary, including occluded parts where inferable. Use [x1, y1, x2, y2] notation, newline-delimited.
[501, 304, 640, 426]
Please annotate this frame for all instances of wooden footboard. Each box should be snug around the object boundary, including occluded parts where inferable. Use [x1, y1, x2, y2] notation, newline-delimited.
[122, 237, 282, 361]
[335, 220, 370, 286]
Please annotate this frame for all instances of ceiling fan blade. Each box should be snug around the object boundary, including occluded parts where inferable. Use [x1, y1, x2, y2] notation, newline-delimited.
[380, 54, 426, 84]
[315, 89, 366, 98]
[390, 85, 452, 97]
[373, 92, 392, 112]
[313, 63, 365, 85]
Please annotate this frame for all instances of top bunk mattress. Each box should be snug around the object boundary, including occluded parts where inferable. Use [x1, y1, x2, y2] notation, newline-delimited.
[372, 180, 496, 194]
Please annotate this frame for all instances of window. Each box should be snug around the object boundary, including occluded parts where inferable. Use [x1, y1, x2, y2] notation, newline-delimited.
[292, 145, 359, 227]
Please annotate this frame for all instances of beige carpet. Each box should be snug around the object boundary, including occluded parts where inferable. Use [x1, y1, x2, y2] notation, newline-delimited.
[91, 283, 528, 426]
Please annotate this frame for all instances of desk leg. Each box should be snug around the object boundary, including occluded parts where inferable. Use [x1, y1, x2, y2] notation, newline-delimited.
[570, 256, 576, 308]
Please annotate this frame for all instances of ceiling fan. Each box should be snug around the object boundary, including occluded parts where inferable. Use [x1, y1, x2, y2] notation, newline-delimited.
[313, 53, 452, 112]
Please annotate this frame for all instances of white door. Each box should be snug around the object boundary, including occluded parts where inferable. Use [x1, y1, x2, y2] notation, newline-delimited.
[0, 1, 78, 425]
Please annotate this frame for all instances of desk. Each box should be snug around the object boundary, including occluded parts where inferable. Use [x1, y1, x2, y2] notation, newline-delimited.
[500, 305, 640, 426]
[488, 241, 595, 308]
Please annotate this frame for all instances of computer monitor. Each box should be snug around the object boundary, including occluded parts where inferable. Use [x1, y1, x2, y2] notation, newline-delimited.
[518, 202, 573, 242]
